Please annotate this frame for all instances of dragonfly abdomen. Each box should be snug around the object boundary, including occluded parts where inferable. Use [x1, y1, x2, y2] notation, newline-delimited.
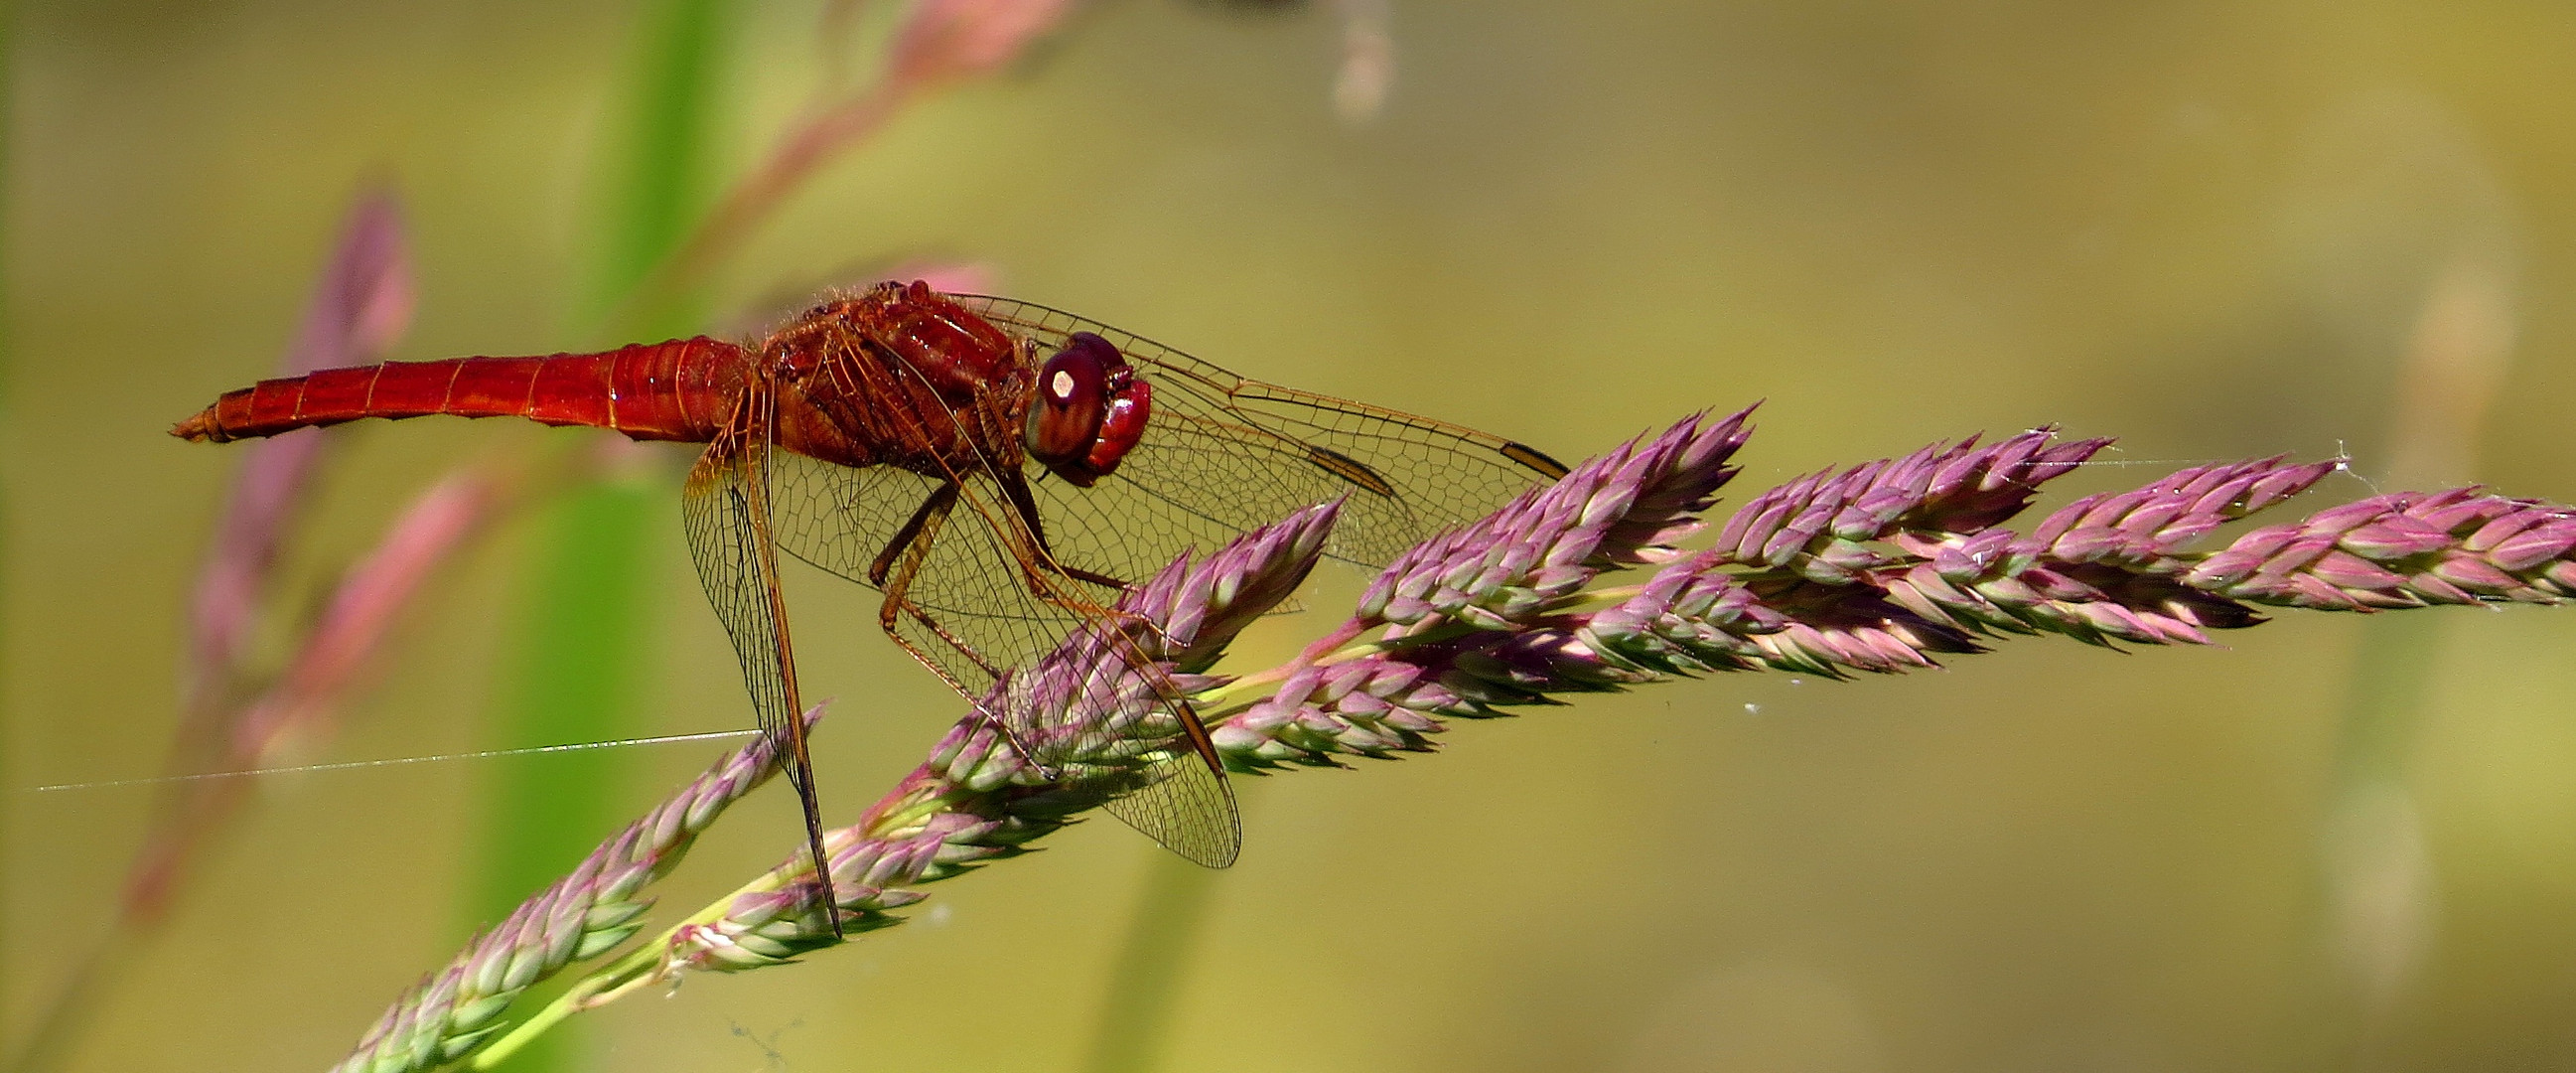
[171, 338, 748, 444]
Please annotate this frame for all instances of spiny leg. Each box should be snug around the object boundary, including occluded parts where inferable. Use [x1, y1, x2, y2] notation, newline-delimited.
[867, 483, 1060, 772]
[868, 480, 961, 588]
[867, 482, 1006, 682]
[994, 466, 1187, 658]
[999, 466, 1129, 590]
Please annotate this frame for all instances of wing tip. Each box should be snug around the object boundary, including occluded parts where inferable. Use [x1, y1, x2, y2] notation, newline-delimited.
[1185, 843, 1242, 868]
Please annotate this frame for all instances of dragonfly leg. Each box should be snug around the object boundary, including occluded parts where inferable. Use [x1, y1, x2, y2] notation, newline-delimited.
[867, 480, 961, 587]
[994, 480, 1210, 674]
[869, 485, 1061, 776]
[879, 595, 1007, 684]
[879, 601, 1064, 780]
[867, 485, 1004, 679]
[993, 465, 1189, 651]
[998, 466, 1129, 590]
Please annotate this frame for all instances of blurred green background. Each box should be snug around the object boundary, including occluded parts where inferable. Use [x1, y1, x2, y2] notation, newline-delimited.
[8, 1, 2576, 1070]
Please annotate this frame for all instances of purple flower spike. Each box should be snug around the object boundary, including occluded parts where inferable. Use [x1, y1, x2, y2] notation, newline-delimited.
[2019, 456, 2343, 567]
[1714, 429, 2111, 584]
[331, 411, 2576, 1070]
[2188, 489, 2576, 609]
[1357, 410, 1753, 631]
[329, 708, 823, 1073]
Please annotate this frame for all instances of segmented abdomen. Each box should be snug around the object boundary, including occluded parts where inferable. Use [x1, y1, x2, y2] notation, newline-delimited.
[171, 337, 749, 444]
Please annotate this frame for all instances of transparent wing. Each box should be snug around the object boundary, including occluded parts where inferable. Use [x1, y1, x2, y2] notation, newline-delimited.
[773, 456, 1116, 679]
[770, 417, 1241, 867]
[954, 293, 1570, 568]
[1096, 713, 1239, 868]
[681, 417, 842, 922]
[990, 606, 1243, 869]
[762, 293, 1567, 869]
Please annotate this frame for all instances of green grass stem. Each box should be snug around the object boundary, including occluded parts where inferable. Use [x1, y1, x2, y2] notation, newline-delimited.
[1080, 853, 1225, 1073]
[466, 2, 738, 1069]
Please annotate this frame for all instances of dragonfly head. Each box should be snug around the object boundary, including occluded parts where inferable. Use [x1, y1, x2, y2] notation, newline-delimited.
[1026, 331, 1151, 487]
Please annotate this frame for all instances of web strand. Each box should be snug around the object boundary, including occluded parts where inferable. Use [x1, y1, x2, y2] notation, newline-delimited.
[20, 729, 760, 794]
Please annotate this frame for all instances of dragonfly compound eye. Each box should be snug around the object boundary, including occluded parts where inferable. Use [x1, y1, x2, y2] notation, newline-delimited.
[1084, 368, 1150, 479]
[1026, 332, 1151, 486]
[1027, 332, 1115, 480]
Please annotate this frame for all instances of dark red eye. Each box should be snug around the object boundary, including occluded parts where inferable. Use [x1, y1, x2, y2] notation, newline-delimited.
[1085, 375, 1150, 477]
[1026, 332, 1116, 476]
[1025, 332, 1151, 487]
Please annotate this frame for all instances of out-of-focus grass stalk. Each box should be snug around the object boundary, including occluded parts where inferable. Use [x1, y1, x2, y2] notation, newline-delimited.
[1079, 853, 1222, 1073]
[5, 190, 424, 1073]
[625, 0, 1076, 312]
[2315, 250, 2516, 1058]
[464, 3, 736, 1072]
[589, 0, 733, 338]
[0, 2, 15, 1057]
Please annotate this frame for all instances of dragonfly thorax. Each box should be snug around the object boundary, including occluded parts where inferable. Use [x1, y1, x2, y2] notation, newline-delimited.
[761, 283, 1046, 479]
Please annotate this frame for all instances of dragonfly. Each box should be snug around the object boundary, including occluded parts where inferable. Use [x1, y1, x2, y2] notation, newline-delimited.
[174, 280, 1567, 930]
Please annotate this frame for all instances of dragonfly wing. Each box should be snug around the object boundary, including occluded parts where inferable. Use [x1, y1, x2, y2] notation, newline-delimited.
[931, 468, 1245, 866]
[770, 455, 946, 588]
[774, 455, 1108, 687]
[1110, 752, 1241, 867]
[1028, 653, 1243, 868]
[929, 466, 1243, 867]
[951, 294, 1567, 568]
[1198, 381, 1569, 563]
[772, 451, 1241, 866]
[682, 421, 842, 926]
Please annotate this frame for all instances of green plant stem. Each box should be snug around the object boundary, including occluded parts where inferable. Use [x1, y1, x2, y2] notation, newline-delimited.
[470, 480, 655, 1073]
[466, 2, 736, 1070]
[1080, 853, 1224, 1073]
[2333, 614, 2440, 785]
[592, 0, 736, 332]
[469, 869, 793, 1069]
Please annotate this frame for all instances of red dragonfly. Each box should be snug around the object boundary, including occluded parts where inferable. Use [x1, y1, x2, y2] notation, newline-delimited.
[175, 281, 1565, 928]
